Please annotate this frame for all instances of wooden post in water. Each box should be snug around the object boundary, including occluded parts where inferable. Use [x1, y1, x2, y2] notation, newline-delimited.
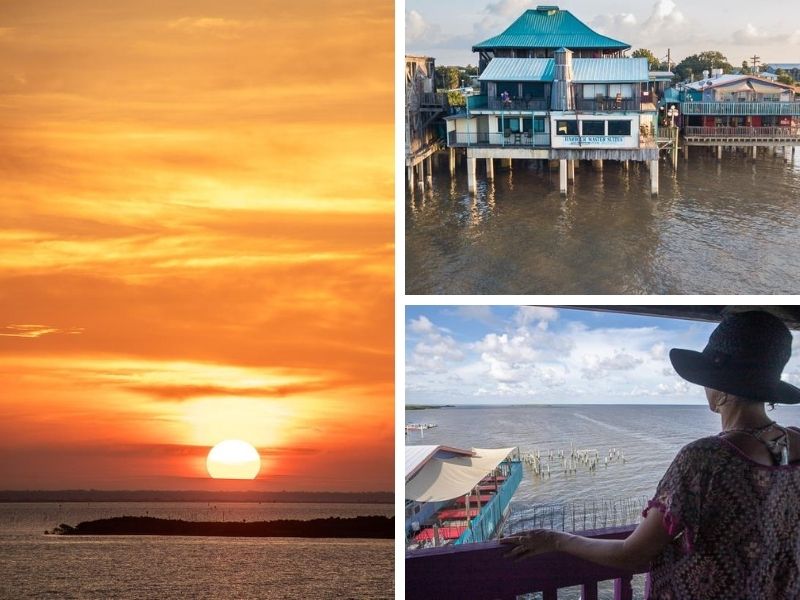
[567, 159, 575, 181]
[717, 145, 722, 160]
[752, 146, 758, 161]
[466, 157, 476, 192]
[425, 156, 433, 183]
[417, 159, 425, 192]
[449, 148, 456, 177]
[486, 158, 494, 180]
[407, 165, 414, 189]
[649, 160, 659, 195]
[559, 159, 568, 195]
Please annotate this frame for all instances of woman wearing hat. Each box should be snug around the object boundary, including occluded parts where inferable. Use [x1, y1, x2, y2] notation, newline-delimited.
[503, 310, 800, 599]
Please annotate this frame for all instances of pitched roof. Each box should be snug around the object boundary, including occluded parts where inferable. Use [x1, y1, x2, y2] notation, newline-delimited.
[478, 57, 648, 83]
[685, 74, 794, 92]
[473, 7, 630, 51]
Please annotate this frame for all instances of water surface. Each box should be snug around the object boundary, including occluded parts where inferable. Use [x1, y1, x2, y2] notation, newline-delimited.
[406, 150, 800, 294]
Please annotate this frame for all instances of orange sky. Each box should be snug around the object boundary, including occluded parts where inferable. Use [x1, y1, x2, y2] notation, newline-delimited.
[0, 0, 393, 491]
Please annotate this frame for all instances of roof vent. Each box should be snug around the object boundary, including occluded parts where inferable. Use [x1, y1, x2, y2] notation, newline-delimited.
[536, 5, 560, 14]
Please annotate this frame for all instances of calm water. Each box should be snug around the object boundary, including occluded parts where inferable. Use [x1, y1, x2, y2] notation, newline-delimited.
[405, 404, 800, 530]
[0, 502, 393, 599]
[406, 149, 800, 294]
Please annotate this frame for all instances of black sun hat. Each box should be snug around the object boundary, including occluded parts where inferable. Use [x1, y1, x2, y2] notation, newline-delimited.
[669, 310, 800, 405]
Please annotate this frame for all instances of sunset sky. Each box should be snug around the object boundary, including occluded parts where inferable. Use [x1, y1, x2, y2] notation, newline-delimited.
[0, 0, 393, 491]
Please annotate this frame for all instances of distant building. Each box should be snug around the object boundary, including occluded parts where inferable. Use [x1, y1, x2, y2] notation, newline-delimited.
[669, 71, 800, 156]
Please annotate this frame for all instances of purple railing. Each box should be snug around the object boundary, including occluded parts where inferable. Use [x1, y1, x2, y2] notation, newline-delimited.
[406, 524, 647, 600]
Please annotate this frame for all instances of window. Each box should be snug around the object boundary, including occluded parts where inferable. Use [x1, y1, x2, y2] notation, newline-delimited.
[609, 84, 633, 99]
[581, 120, 605, 135]
[534, 117, 545, 133]
[497, 82, 517, 97]
[501, 117, 520, 133]
[556, 120, 578, 135]
[522, 82, 545, 98]
[583, 84, 605, 99]
[608, 120, 632, 136]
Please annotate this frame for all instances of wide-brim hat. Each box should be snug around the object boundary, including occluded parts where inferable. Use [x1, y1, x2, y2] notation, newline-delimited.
[670, 310, 800, 405]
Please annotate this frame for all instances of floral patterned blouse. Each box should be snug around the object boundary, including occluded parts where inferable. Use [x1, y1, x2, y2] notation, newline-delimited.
[644, 434, 800, 600]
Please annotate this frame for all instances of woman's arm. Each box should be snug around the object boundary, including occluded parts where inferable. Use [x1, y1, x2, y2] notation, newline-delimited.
[502, 507, 673, 571]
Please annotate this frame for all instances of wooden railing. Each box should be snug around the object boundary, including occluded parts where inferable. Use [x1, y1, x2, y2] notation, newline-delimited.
[575, 98, 641, 112]
[448, 131, 551, 147]
[488, 97, 548, 111]
[681, 101, 800, 115]
[683, 126, 800, 140]
[406, 524, 645, 600]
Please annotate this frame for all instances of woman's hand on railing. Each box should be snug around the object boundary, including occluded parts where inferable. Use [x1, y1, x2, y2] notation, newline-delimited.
[501, 529, 569, 561]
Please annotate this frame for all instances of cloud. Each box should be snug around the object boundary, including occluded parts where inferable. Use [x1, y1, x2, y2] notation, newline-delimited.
[450, 305, 497, 325]
[641, 0, 685, 35]
[408, 315, 464, 373]
[125, 381, 336, 401]
[513, 306, 558, 329]
[0, 324, 83, 338]
[484, 0, 537, 18]
[406, 10, 442, 45]
[168, 17, 252, 39]
[591, 13, 637, 34]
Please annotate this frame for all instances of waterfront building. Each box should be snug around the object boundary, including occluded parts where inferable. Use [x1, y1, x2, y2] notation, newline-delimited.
[405, 445, 521, 550]
[676, 71, 800, 159]
[444, 6, 659, 194]
[405, 55, 448, 190]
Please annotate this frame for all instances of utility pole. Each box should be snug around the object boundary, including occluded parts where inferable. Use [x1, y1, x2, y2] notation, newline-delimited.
[666, 48, 672, 71]
[750, 54, 760, 75]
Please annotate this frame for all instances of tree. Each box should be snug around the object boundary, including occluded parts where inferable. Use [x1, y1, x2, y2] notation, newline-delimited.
[775, 69, 795, 85]
[632, 48, 661, 71]
[673, 51, 734, 81]
[464, 64, 478, 77]
[741, 60, 749, 73]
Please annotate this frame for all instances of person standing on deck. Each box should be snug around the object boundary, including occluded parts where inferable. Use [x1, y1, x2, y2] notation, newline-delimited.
[503, 310, 800, 599]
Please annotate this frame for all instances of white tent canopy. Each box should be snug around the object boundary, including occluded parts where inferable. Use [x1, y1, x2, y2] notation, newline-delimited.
[405, 447, 516, 502]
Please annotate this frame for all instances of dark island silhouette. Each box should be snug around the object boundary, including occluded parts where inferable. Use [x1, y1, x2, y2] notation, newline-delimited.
[51, 515, 393, 539]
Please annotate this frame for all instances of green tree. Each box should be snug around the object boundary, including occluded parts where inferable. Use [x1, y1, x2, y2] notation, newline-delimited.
[741, 60, 749, 73]
[775, 69, 795, 85]
[632, 48, 661, 71]
[673, 51, 734, 81]
[464, 64, 478, 77]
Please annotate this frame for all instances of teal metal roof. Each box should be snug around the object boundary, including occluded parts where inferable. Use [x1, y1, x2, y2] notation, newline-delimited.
[478, 58, 648, 83]
[572, 58, 648, 82]
[473, 7, 630, 51]
[478, 58, 554, 82]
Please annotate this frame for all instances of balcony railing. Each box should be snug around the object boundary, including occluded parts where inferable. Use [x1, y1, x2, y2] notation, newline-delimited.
[681, 101, 800, 115]
[407, 524, 645, 600]
[683, 126, 800, 140]
[448, 131, 551, 147]
[487, 97, 548, 111]
[575, 97, 641, 112]
[456, 461, 522, 545]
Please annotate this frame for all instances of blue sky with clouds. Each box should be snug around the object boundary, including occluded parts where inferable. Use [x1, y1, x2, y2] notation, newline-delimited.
[406, 0, 800, 68]
[405, 307, 800, 406]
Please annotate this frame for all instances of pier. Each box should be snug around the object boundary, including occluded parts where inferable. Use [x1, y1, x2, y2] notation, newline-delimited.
[521, 444, 627, 480]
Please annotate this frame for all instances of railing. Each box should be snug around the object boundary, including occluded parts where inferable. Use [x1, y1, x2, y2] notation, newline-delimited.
[683, 126, 800, 140]
[407, 524, 645, 600]
[681, 101, 800, 115]
[467, 95, 488, 110]
[420, 92, 448, 109]
[575, 98, 641, 112]
[448, 131, 551, 147]
[488, 97, 548, 111]
[456, 461, 523, 545]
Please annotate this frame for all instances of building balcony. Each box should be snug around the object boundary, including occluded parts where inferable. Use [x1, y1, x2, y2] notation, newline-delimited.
[407, 524, 646, 600]
[575, 97, 642, 112]
[681, 101, 800, 116]
[683, 126, 800, 142]
[487, 97, 549, 111]
[448, 131, 551, 148]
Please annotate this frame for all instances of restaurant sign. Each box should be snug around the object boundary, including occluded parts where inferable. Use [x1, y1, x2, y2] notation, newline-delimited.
[560, 135, 626, 146]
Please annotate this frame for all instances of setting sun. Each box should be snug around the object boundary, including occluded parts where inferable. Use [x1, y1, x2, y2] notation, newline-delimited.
[206, 440, 261, 480]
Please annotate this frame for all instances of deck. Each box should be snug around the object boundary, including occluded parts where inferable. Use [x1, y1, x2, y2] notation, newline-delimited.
[683, 126, 800, 145]
[681, 101, 800, 116]
[406, 524, 646, 600]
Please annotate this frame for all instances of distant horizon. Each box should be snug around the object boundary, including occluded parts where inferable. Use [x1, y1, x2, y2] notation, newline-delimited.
[0, 489, 393, 502]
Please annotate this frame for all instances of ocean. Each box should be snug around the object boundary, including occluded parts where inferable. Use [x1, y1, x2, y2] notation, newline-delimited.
[405, 404, 800, 531]
[0, 502, 393, 599]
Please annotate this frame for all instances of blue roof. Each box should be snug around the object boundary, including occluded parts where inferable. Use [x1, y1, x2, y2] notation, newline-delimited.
[478, 57, 648, 83]
[473, 7, 630, 51]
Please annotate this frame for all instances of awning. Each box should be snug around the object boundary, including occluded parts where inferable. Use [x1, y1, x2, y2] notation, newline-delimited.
[405, 447, 515, 502]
